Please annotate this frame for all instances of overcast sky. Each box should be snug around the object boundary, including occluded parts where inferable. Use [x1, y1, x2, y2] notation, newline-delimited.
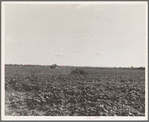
[4, 2, 147, 67]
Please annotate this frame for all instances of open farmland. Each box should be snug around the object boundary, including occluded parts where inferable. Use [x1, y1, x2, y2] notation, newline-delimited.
[5, 64, 145, 116]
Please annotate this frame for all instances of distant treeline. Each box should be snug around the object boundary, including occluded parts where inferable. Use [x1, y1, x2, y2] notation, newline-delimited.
[5, 64, 145, 70]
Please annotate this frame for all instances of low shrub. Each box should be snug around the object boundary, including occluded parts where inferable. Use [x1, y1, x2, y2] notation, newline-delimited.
[70, 68, 88, 75]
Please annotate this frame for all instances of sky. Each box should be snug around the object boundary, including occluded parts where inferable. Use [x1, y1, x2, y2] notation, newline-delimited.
[4, 2, 147, 67]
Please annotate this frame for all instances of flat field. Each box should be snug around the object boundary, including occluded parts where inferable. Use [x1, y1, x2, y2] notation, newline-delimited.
[5, 65, 145, 116]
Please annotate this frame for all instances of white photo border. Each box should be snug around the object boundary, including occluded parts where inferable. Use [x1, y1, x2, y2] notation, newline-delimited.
[1, 1, 148, 121]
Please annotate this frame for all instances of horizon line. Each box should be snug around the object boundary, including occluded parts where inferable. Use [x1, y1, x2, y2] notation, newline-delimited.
[5, 64, 145, 68]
